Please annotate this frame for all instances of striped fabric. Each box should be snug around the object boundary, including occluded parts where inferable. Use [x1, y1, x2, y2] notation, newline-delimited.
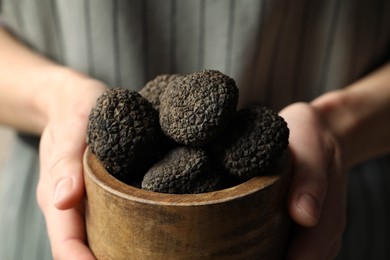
[0, 0, 389, 259]
[0, 135, 51, 260]
[339, 155, 390, 260]
[3, 0, 390, 110]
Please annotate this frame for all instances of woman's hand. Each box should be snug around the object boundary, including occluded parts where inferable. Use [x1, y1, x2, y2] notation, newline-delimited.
[281, 63, 390, 259]
[36, 71, 107, 260]
[0, 27, 109, 259]
[279, 102, 347, 260]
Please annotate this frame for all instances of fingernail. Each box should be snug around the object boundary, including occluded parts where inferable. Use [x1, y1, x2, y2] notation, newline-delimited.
[297, 193, 319, 224]
[54, 177, 73, 204]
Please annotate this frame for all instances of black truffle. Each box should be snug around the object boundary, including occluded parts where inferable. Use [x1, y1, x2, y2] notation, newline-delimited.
[141, 147, 223, 194]
[87, 88, 161, 178]
[209, 105, 289, 180]
[139, 74, 181, 111]
[159, 70, 239, 146]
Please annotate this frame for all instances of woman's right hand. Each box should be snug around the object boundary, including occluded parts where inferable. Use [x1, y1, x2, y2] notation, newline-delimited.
[36, 70, 107, 259]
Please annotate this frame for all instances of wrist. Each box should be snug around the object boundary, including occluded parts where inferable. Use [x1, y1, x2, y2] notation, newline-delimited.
[34, 67, 107, 129]
[311, 89, 365, 169]
[33, 66, 84, 131]
[310, 90, 350, 168]
[312, 63, 390, 168]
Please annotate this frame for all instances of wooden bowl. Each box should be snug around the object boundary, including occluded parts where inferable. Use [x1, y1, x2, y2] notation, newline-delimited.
[83, 148, 292, 260]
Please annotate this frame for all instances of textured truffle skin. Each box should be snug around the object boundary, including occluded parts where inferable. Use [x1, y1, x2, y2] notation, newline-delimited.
[139, 74, 181, 111]
[87, 88, 161, 178]
[141, 147, 223, 194]
[209, 105, 289, 180]
[159, 70, 239, 146]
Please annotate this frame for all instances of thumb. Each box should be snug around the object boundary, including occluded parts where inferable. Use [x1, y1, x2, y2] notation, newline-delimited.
[41, 117, 87, 210]
[280, 103, 330, 227]
[288, 147, 328, 227]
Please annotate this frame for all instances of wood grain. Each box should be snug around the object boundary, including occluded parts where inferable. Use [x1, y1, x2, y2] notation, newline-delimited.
[84, 148, 292, 259]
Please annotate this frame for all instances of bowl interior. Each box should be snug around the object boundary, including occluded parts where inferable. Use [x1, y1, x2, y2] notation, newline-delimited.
[83, 148, 290, 206]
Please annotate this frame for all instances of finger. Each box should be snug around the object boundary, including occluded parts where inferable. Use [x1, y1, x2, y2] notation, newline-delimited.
[41, 116, 88, 209]
[287, 202, 344, 260]
[46, 203, 95, 260]
[287, 167, 346, 260]
[287, 147, 328, 227]
[280, 103, 329, 227]
[41, 83, 106, 210]
[37, 157, 95, 260]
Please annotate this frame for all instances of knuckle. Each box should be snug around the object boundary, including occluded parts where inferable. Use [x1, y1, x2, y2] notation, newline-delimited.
[36, 177, 48, 210]
[314, 172, 328, 192]
[48, 153, 69, 177]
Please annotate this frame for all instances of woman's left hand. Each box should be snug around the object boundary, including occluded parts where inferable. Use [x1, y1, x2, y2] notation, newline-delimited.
[279, 102, 347, 260]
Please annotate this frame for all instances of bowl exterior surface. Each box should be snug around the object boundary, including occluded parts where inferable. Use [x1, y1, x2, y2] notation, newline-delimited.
[84, 149, 291, 260]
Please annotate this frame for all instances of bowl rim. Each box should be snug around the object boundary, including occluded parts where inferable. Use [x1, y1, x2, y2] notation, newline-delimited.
[83, 147, 289, 206]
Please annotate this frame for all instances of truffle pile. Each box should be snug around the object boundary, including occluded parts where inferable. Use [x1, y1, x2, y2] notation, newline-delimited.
[87, 70, 289, 194]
